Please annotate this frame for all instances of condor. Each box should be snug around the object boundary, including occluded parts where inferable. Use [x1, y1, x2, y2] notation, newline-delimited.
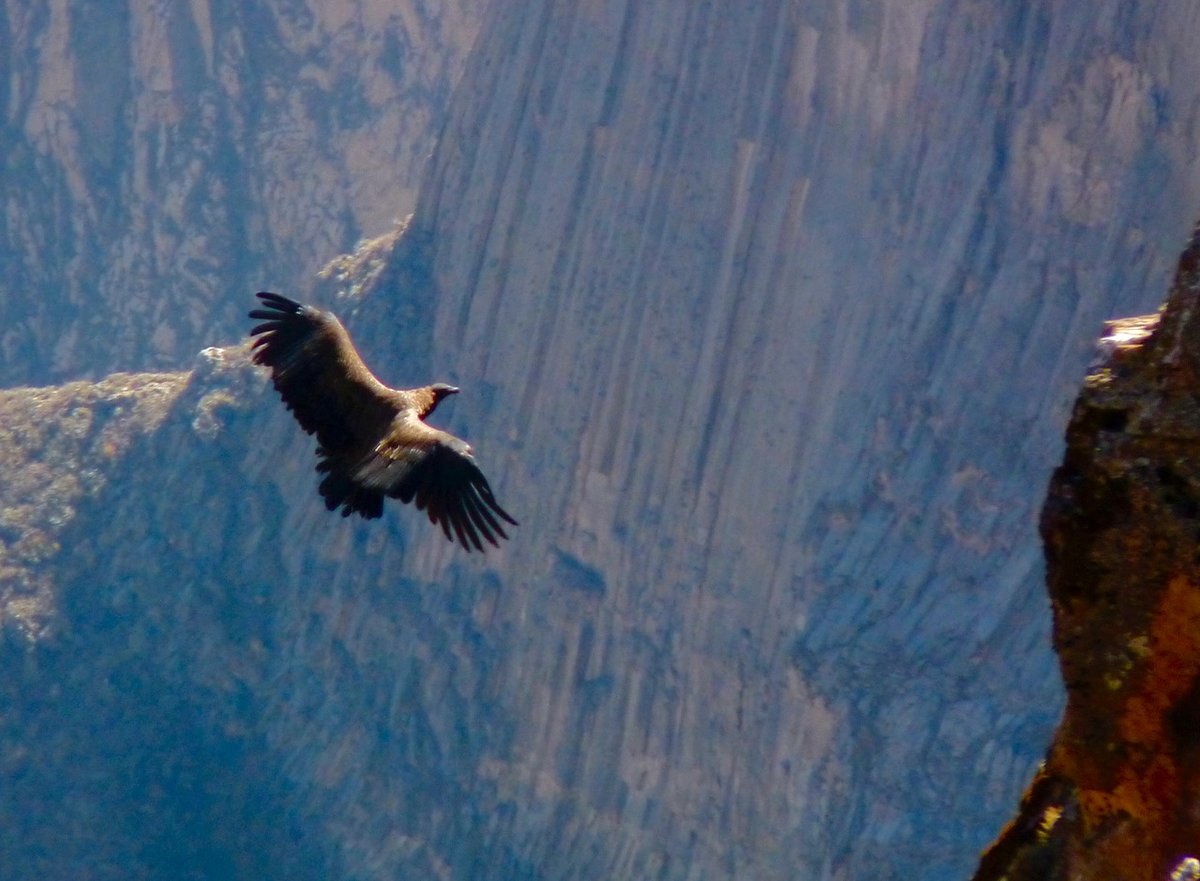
[249, 292, 517, 551]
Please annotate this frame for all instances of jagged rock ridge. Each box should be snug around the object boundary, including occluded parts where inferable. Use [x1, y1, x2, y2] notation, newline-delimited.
[973, 225, 1200, 880]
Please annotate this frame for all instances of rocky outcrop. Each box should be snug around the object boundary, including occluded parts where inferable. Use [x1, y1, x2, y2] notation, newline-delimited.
[0, 0, 484, 387]
[972, 227, 1200, 879]
[0, 370, 188, 641]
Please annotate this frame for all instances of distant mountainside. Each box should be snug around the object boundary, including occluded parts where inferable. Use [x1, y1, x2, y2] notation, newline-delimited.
[0, 0, 483, 387]
[6, 2, 1200, 880]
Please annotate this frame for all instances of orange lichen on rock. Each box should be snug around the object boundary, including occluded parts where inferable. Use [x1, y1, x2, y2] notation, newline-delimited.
[1068, 576, 1200, 840]
[1118, 576, 1200, 748]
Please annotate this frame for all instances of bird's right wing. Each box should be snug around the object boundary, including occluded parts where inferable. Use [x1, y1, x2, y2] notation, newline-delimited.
[249, 291, 395, 451]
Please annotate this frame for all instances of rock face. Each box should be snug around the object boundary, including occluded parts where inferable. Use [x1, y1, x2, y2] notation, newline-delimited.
[0, 370, 188, 641]
[973, 227, 1200, 880]
[0, 0, 484, 386]
[354, 2, 1200, 876]
[8, 2, 1200, 880]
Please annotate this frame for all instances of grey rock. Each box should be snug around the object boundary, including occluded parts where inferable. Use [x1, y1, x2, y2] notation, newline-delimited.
[0, 0, 485, 386]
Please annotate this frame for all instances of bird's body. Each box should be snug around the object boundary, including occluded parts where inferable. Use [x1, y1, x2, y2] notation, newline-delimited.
[248, 291, 516, 551]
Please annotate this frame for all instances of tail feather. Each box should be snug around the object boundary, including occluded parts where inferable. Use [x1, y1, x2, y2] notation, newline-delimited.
[317, 465, 384, 519]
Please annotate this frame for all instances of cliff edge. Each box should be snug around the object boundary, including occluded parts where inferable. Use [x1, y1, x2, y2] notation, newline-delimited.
[973, 225, 1200, 879]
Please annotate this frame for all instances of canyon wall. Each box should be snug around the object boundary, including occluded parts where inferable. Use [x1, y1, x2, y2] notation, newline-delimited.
[7, 2, 1200, 879]
[356, 2, 1200, 876]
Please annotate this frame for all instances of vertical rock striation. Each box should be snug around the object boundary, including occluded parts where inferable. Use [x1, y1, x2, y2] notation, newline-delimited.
[351, 2, 1200, 877]
[973, 226, 1200, 879]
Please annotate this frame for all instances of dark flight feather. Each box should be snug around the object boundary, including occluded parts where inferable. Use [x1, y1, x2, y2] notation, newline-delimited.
[248, 291, 517, 551]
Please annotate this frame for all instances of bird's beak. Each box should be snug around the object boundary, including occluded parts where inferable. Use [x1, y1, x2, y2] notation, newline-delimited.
[446, 386, 460, 395]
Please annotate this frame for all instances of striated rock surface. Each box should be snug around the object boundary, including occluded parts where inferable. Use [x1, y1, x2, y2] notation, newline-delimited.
[973, 227, 1200, 879]
[10, 2, 1200, 880]
[350, 2, 1200, 877]
[0, 0, 484, 386]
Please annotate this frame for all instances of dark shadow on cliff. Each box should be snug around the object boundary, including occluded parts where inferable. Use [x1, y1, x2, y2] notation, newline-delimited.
[0, 365, 328, 880]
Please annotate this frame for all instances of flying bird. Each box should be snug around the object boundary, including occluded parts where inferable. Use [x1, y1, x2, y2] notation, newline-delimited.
[248, 291, 517, 551]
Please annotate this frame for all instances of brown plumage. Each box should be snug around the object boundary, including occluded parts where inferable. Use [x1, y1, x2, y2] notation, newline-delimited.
[248, 291, 517, 551]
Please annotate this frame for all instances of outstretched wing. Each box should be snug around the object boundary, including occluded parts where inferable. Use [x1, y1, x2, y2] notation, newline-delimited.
[248, 291, 396, 452]
[355, 415, 519, 552]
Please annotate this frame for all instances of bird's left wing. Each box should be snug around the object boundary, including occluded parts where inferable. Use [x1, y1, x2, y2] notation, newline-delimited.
[356, 414, 518, 552]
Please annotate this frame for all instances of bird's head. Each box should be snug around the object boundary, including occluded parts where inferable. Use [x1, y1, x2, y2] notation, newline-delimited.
[424, 382, 460, 415]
